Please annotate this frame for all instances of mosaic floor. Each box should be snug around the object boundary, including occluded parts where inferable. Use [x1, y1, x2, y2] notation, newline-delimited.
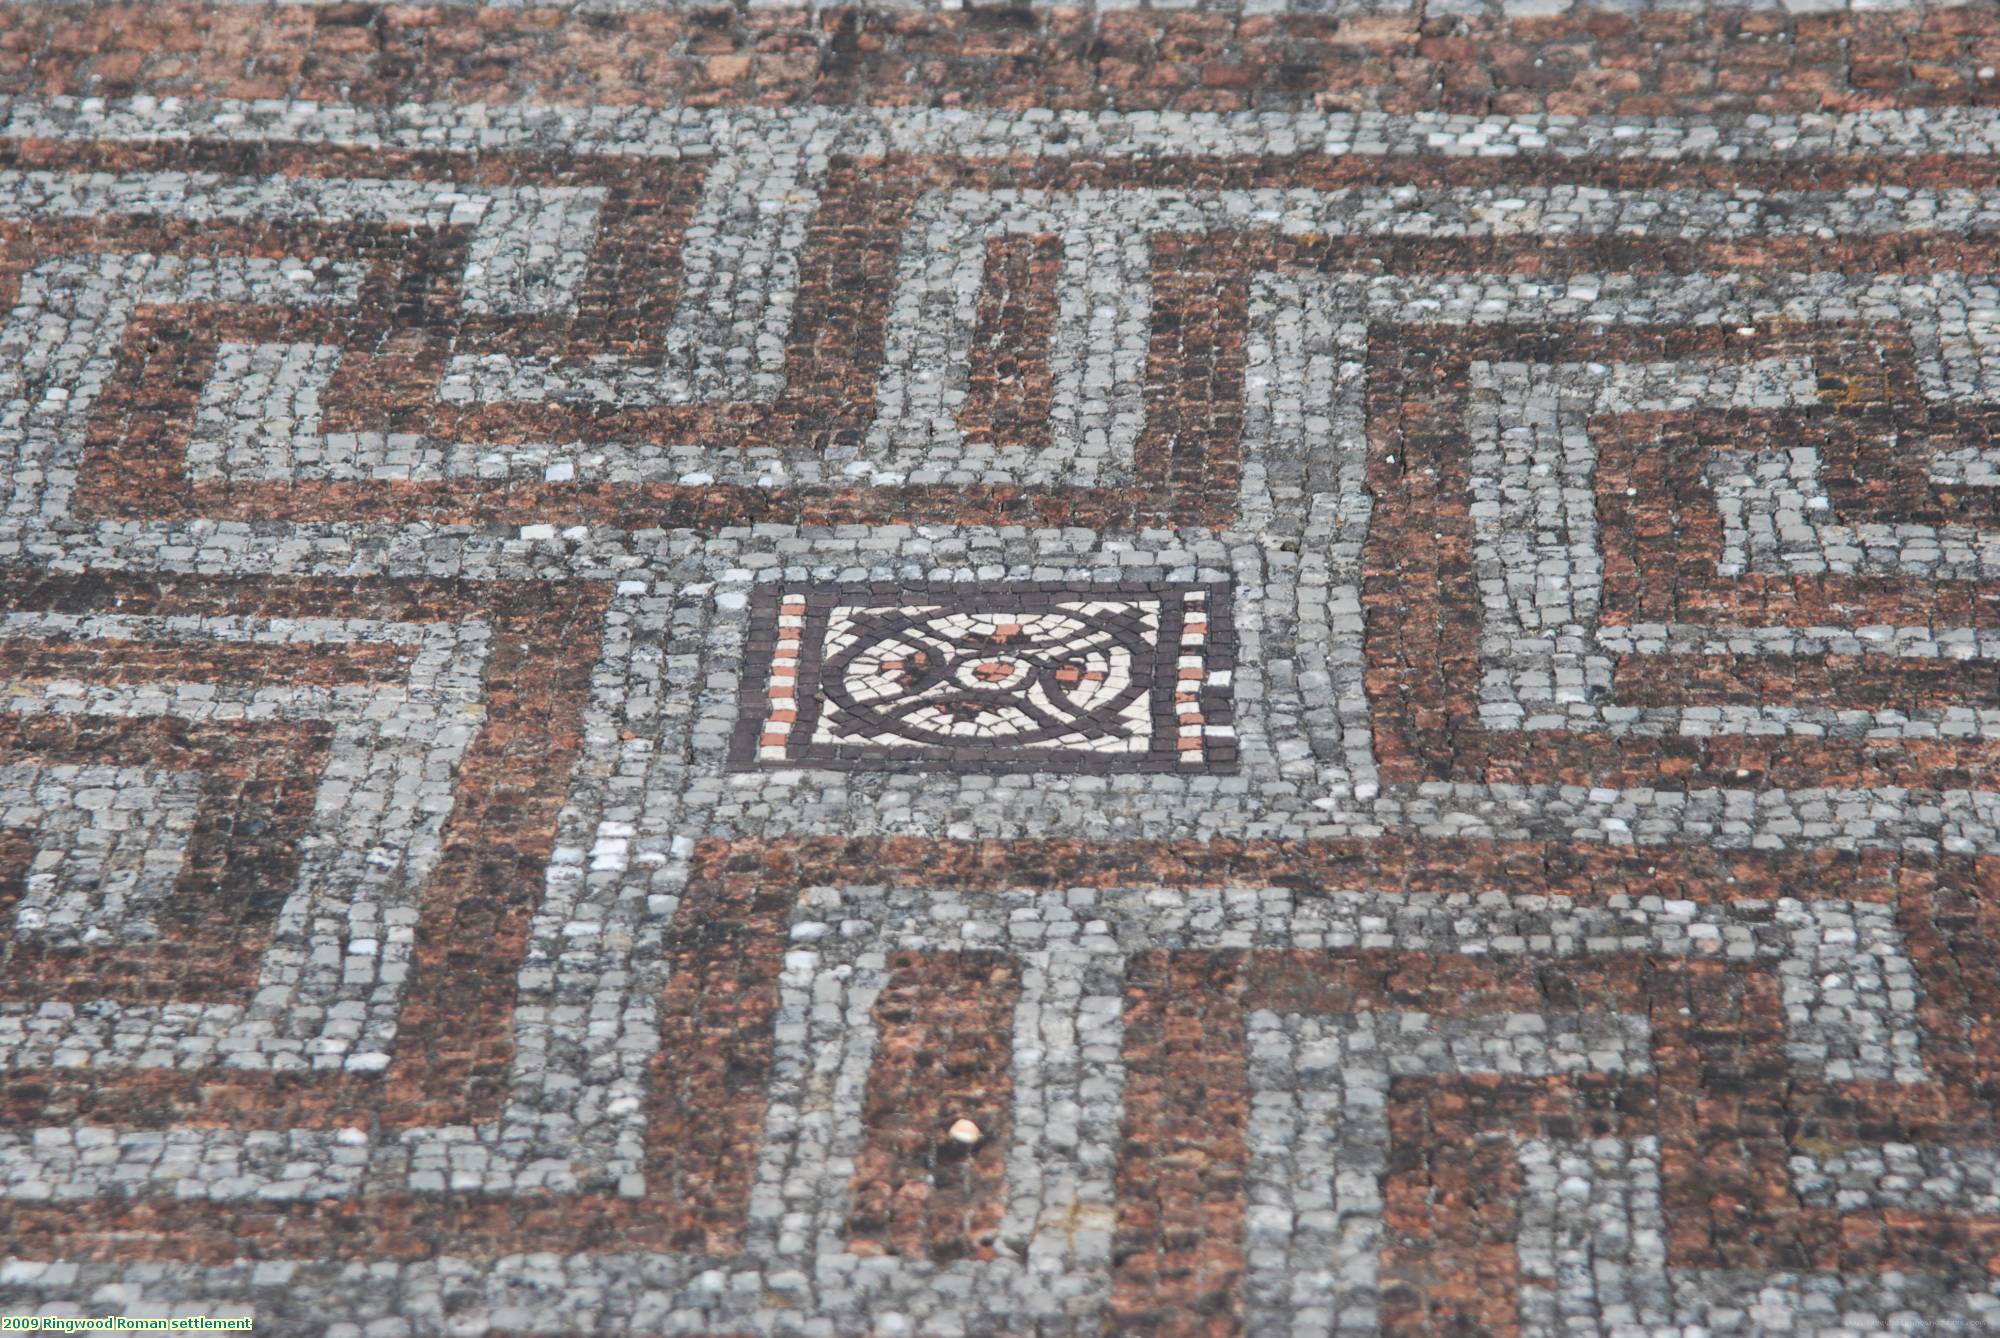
[3, 0, 2000, 1333]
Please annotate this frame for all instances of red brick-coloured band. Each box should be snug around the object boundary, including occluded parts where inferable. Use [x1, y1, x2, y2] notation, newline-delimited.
[1111, 948, 1252, 1338]
[847, 950, 1021, 1263]
[3, 3, 1999, 115]
[960, 233, 1063, 461]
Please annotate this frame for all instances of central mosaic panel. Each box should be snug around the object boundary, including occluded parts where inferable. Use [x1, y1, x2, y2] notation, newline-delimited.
[732, 582, 1236, 773]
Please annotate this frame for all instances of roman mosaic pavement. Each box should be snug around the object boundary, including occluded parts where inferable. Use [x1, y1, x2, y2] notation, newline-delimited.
[4, 0, 2000, 1331]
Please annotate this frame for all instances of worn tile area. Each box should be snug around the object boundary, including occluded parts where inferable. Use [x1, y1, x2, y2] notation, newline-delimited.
[5, 4, 2000, 1334]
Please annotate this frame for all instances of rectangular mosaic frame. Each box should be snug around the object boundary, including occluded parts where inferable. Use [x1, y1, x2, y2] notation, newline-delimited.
[728, 580, 1238, 775]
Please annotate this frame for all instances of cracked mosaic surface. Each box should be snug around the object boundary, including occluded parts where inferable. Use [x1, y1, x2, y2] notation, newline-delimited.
[5, 2, 2000, 1334]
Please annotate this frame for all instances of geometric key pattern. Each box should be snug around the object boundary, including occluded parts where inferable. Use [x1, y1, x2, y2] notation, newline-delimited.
[7, 1, 2000, 1332]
